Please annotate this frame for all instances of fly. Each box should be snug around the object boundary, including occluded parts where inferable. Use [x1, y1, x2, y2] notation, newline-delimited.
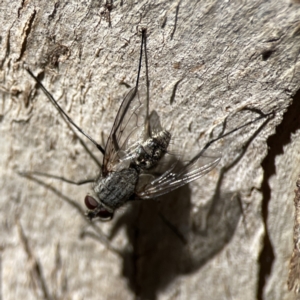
[25, 29, 270, 221]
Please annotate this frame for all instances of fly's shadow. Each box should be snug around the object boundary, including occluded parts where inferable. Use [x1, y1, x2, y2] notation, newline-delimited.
[21, 28, 274, 299]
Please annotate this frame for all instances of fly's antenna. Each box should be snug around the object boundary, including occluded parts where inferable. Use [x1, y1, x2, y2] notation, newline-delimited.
[25, 67, 105, 155]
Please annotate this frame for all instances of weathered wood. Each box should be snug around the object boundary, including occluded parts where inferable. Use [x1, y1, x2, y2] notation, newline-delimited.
[1, 1, 300, 299]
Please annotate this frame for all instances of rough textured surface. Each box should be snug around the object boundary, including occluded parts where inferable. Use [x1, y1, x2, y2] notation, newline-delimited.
[1, 0, 300, 299]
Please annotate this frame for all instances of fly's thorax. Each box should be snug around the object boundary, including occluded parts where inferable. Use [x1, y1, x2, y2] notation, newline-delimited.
[93, 167, 139, 210]
[133, 130, 171, 170]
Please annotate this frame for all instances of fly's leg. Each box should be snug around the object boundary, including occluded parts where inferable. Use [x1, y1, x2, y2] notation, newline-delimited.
[26, 67, 103, 169]
[142, 28, 152, 139]
[19, 171, 122, 257]
[65, 121, 102, 168]
[188, 109, 275, 166]
[26, 68, 105, 155]
[111, 28, 147, 151]
[18, 171, 94, 185]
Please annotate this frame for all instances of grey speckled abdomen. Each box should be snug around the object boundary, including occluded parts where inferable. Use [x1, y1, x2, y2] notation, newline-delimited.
[133, 130, 171, 170]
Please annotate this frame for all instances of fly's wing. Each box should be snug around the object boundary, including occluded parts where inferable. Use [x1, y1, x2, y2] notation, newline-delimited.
[135, 105, 272, 199]
[103, 87, 148, 175]
[136, 149, 221, 199]
[148, 110, 163, 133]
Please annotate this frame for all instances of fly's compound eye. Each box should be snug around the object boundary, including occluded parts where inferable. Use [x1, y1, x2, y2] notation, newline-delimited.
[84, 195, 114, 221]
[84, 195, 98, 210]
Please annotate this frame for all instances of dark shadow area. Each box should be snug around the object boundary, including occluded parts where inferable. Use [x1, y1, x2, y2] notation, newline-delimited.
[257, 89, 300, 300]
[113, 184, 192, 299]
[110, 185, 241, 300]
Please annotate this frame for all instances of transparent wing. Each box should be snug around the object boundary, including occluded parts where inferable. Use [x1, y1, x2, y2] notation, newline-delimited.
[103, 88, 162, 175]
[136, 149, 221, 199]
[103, 88, 142, 174]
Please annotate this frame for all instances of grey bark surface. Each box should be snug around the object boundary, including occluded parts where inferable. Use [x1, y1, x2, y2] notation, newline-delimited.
[1, 1, 300, 299]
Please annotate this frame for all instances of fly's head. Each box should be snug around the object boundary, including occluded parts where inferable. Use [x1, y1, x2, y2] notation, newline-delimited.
[84, 195, 114, 221]
[84, 168, 139, 221]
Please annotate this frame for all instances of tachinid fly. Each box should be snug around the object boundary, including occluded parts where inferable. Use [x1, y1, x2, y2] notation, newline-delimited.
[25, 29, 268, 221]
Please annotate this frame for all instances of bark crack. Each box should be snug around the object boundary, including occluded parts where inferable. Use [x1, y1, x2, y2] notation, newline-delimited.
[257, 89, 300, 299]
[16, 9, 36, 62]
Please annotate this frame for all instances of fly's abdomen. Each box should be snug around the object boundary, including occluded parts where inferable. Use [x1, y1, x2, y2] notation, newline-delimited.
[134, 130, 171, 170]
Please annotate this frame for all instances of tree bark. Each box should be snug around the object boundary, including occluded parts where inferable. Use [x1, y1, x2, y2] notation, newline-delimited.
[1, 1, 300, 299]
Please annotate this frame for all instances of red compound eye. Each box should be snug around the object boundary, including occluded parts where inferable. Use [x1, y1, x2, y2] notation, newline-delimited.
[84, 195, 114, 221]
[84, 195, 98, 210]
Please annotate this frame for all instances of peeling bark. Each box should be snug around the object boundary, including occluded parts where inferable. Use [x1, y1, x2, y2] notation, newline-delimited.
[1, 1, 300, 299]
